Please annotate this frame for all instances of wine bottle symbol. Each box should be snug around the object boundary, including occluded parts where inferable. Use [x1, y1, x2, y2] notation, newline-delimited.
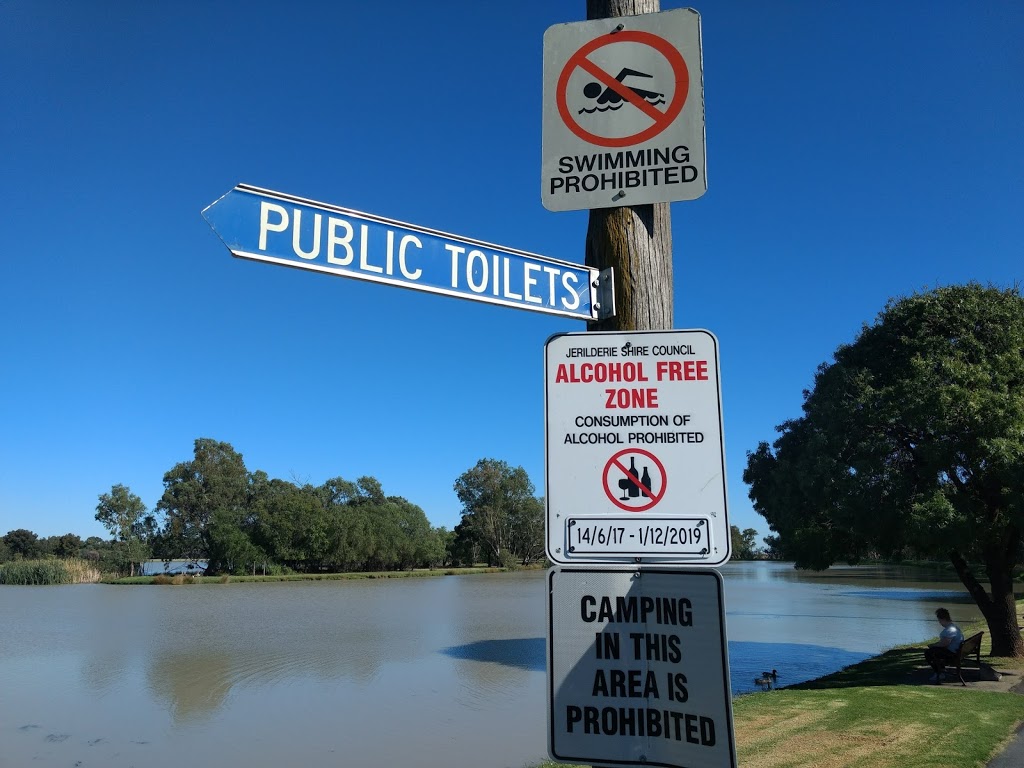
[640, 465, 653, 497]
[627, 457, 641, 498]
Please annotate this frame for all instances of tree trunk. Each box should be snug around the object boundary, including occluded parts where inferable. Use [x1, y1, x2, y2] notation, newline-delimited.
[585, 0, 673, 334]
[949, 548, 1024, 657]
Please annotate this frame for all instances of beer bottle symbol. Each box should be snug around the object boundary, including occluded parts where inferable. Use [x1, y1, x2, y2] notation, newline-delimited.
[640, 465, 653, 498]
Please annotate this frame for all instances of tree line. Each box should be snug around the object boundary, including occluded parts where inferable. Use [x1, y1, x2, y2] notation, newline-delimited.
[1, 441, 545, 577]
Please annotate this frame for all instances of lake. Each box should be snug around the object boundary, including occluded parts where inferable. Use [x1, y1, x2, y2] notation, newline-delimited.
[0, 562, 979, 768]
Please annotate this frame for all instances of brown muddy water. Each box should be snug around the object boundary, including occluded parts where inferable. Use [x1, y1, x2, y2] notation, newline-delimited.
[0, 564, 979, 768]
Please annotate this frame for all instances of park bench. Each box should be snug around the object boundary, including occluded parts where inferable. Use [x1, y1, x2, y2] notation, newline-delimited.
[944, 631, 984, 686]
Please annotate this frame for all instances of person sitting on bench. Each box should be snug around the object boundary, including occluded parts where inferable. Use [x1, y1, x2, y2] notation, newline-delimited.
[924, 607, 965, 683]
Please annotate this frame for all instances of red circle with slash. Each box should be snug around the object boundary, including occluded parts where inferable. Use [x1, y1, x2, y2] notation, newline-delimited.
[602, 448, 667, 512]
[556, 30, 690, 148]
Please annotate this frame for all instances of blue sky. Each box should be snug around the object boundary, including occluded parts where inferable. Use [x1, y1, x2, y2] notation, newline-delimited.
[1, 1, 1021, 545]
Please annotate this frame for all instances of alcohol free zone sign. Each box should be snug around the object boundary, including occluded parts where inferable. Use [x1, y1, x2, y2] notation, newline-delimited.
[544, 330, 730, 566]
[541, 8, 706, 211]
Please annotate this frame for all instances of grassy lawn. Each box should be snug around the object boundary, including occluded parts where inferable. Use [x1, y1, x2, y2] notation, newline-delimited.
[534, 603, 1024, 768]
[732, 686, 1024, 768]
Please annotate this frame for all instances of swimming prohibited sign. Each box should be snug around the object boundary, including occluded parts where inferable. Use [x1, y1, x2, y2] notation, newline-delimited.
[544, 330, 730, 566]
[541, 8, 706, 211]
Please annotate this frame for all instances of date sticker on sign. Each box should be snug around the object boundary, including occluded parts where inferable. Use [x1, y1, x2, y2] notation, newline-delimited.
[566, 516, 709, 557]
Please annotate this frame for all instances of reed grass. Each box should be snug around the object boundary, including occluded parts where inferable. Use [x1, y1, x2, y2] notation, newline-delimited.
[0, 558, 101, 585]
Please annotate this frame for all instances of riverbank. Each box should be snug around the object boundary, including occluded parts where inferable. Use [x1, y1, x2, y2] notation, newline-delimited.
[104, 566, 516, 585]
[537, 602, 1024, 768]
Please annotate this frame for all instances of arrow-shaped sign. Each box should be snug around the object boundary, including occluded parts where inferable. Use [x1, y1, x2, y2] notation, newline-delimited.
[203, 184, 614, 321]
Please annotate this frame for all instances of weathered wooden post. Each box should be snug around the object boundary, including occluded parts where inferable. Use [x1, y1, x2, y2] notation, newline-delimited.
[585, 0, 673, 332]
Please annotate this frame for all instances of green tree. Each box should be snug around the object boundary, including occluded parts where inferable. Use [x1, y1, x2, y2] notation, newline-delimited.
[250, 478, 327, 571]
[419, 526, 449, 569]
[449, 519, 483, 567]
[156, 438, 249, 569]
[454, 459, 541, 566]
[51, 533, 83, 559]
[730, 526, 759, 560]
[760, 534, 784, 561]
[96, 484, 149, 575]
[510, 495, 545, 565]
[744, 284, 1024, 656]
[3, 528, 41, 559]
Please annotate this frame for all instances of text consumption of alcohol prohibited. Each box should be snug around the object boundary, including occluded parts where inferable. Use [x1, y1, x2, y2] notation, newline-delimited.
[545, 330, 729, 566]
[202, 184, 614, 321]
[542, 8, 706, 211]
[547, 567, 737, 768]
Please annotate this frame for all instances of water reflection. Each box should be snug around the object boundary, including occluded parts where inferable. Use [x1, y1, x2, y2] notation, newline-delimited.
[147, 653, 235, 722]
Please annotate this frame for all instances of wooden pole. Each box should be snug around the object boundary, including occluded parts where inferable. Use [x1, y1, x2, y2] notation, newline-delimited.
[585, 0, 673, 333]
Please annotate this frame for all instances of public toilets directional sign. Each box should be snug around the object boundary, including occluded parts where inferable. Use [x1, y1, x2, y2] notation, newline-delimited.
[203, 184, 614, 321]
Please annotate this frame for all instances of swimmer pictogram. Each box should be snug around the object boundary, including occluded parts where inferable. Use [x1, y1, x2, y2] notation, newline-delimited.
[579, 68, 665, 114]
[556, 30, 689, 148]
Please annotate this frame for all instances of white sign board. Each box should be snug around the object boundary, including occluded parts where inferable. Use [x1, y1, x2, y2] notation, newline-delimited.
[542, 8, 706, 211]
[544, 330, 730, 566]
[547, 567, 736, 768]
[203, 185, 613, 321]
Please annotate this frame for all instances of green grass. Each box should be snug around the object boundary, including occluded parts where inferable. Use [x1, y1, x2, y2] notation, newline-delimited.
[533, 685, 1024, 768]
[733, 686, 1024, 767]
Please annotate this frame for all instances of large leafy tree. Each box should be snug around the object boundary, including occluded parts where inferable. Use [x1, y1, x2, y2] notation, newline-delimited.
[96, 484, 149, 575]
[3, 528, 40, 559]
[454, 459, 542, 566]
[156, 438, 249, 568]
[54, 533, 84, 559]
[744, 284, 1024, 656]
[250, 478, 326, 571]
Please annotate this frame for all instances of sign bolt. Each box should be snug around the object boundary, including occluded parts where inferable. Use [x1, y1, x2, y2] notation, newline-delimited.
[612, 190, 626, 201]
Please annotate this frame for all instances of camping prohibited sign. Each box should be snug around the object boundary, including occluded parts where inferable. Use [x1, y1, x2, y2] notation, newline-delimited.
[547, 567, 737, 768]
[544, 330, 730, 566]
[542, 8, 706, 211]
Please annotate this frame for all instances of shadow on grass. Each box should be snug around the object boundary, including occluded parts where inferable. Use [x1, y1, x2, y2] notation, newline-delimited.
[787, 647, 933, 690]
